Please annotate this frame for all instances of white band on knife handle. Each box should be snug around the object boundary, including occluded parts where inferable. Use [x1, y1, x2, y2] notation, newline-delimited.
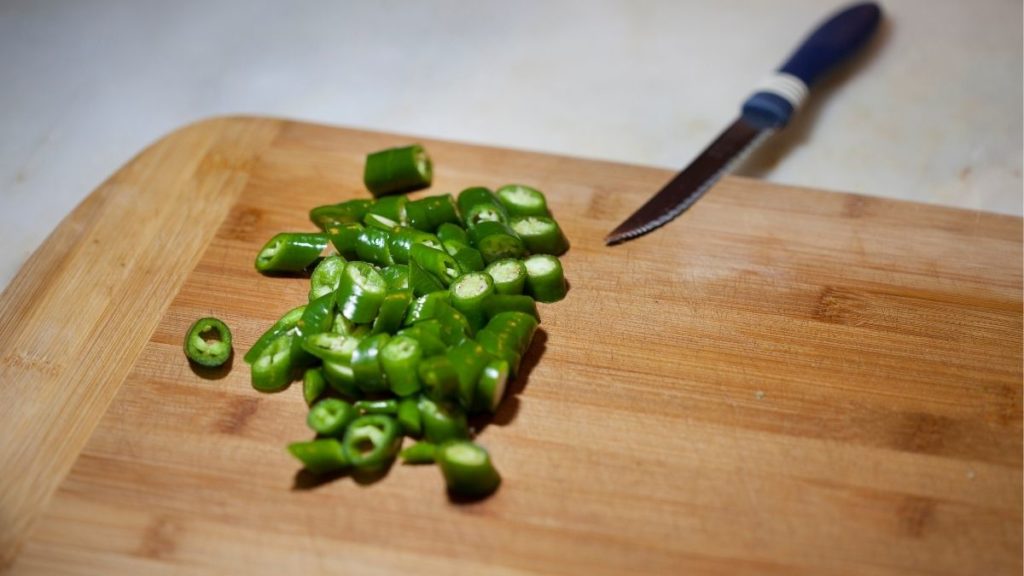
[755, 72, 809, 110]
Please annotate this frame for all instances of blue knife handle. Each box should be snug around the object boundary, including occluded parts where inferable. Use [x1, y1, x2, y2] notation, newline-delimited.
[742, 2, 882, 129]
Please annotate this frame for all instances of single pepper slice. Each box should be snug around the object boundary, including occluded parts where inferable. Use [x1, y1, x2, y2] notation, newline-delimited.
[449, 272, 495, 331]
[469, 221, 525, 264]
[310, 199, 373, 230]
[446, 339, 493, 410]
[418, 396, 470, 444]
[481, 294, 539, 322]
[397, 324, 447, 356]
[323, 359, 360, 398]
[523, 254, 568, 303]
[368, 194, 408, 225]
[244, 305, 306, 364]
[184, 317, 233, 367]
[403, 292, 450, 325]
[380, 264, 411, 290]
[303, 367, 327, 406]
[372, 289, 412, 335]
[410, 243, 462, 286]
[381, 335, 423, 396]
[302, 332, 360, 363]
[409, 259, 445, 297]
[474, 359, 510, 413]
[388, 227, 442, 264]
[307, 398, 357, 436]
[364, 144, 432, 197]
[442, 240, 485, 273]
[475, 328, 523, 377]
[458, 187, 508, 228]
[406, 194, 459, 231]
[288, 438, 350, 474]
[354, 398, 399, 415]
[400, 441, 436, 464]
[354, 227, 394, 266]
[495, 184, 550, 217]
[417, 355, 459, 401]
[510, 215, 569, 256]
[485, 258, 527, 295]
[363, 212, 400, 231]
[251, 334, 295, 392]
[327, 222, 364, 259]
[337, 262, 387, 323]
[351, 333, 390, 394]
[308, 255, 346, 301]
[397, 397, 422, 437]
[254, 232, 328, 274]
[420, 302, 473, 345]
[437, 441, 502, 498]
[296, 291, 336, 337]
[342, 415, 402, 471]
[436, 222, 469, 245]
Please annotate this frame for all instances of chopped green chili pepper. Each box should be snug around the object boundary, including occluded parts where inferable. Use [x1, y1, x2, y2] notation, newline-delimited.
[380, 264, 411, 290]
[296, 291, 336, 337]
[397, 324, 447, 356]
[388, 227, 442, 264]
[364, 144, 432, 197]
[482, 294, 539, 322]
[372, 289, 412, 335]
[245, 305, 306, 364]
[409, 259, 445, 296]
[323, 359, 360, 398]
[400, 441, 436, 464]
[381, 335, 423, 396]
[342, 415, 402, 471]
[468, 221, 525, 264]
[523, 254, 568, 303]
[449, 272, 495, 331]
[354, 227, 394, 266]
[397, 397, 422, 437]
[436, 222, 469, 245]
[418, 396, 470, 444]
[406, 194, 459, 231]
[417, 355, 459, 401]
[478, 311, 538, 376]
[458, 187, 508, 228]
[303, 367, 327, 406]
[254, 232, 328, 274]
[437, 441, 501, 498]
[184, 317, 233, 367]
[327, 222, 364, 259]
[251, 334, 295, 392]
[307, 398, 357, 436]
[495, 184, 550, 217]
[363, 212, 400, 231]
[485, 258, 527, 295]
[302, 332, 360, 363]
[474, 359, 510, 413]
[288, 438, 349, 474]
[354, 398, 399, 415]
[475, 329, 522, 377]
[310, 199, 373, 230]
[446, 339, 492, 410]
[308, 255, 346, 301]
[351, 333, 390, 394]
[337, 262, 387, 323]
[410, 244, 461, 286]
[442, 240, 486, 273]
[403, 292, 450, 325]
[368, 195, 408, 225]
[416, 302, 472, 345]
[510, 216, 569, 256]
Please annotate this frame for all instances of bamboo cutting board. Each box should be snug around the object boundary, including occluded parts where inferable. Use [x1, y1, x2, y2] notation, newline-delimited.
[1, 117, 1020, 575]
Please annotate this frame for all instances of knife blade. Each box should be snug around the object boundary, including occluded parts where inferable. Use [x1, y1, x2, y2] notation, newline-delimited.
[606, 2, 882, 246]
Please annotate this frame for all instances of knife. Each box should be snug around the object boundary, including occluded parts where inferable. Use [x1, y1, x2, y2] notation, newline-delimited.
[606, 2, 882, 245]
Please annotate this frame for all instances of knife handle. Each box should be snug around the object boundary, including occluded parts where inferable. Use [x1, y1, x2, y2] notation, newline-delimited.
[741, 2, 882, 129]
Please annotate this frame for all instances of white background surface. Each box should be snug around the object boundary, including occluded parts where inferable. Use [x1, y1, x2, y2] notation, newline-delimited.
[1, 0, 1021, 290]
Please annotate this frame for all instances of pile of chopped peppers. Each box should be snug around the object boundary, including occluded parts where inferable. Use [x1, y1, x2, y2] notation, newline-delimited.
[239, 144, 569, 499]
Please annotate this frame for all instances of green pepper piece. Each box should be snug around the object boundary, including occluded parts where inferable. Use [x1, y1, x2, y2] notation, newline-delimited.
[457, 187, 508, 228]
[485, 259, 527, 295]
[468, 221, 525, 264]
[474, 359, 510, 413]
[302, 332, 361, 363]
[309, 255, 347, 301]
[396, 324, 447, 356]
[303, 367, 327, 406]
[397, 397, 422, 437]
[449, 272, 495, 331]
[485, 311, 539, 353]
[446, 339, 492, 410]
[363, 212, 400, 231]
[403, 292, 450, 325]
[417, 355, 459, 401]
[354, 227, 394, 266]
[481, 294, 539, 322]
[351, 333, 390, 394]
[436, 222, 469, 245]
[184, 317, 232, 367]
[310, 199, 373, 230]
[354, 399, 400, 415]
[307, 398, 357, 436]
[372, 289, 412, 335]
[326, 222, 364, 259]
[442, 239, 486, 273]
[254, 232, 328, 274]
[288, 438, 350, 474]
[437, 440, 501, 498]
[337, 262, 387, 323]
[381, 335, 423, 397]
[368, 194, 408, 225]
[510, 216, 569, 256]
[364, 144, 432, 197]
[399, 441, 436, 464]
[323, 359, 360, 398]
[475, 328, 522, 377]
[523, 254, 567, 303]
[406, 194, 459, 231]
[409, 259, 445, 297]
[410, 244, 461, 286]
[388, 227, 442, 264]
[380, 264, 411, 290]
[495, 184, 550, 217]
[432, 304, 473, 345]
[244, 305, 306, 364]
[297, 291, 336, 337]
[251, 334, 295, 392]
[418, 396, 470, 444]
[342, 415, 402, 471]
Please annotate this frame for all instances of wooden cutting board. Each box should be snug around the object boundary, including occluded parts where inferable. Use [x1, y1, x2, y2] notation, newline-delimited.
[1, 117, 1020, 575]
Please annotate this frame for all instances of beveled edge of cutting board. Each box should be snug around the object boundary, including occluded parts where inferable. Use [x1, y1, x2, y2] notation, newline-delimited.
[0, 115, 285, 567]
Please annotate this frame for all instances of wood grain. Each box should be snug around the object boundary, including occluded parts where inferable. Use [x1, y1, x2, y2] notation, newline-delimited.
[1, 118, 1020, 575]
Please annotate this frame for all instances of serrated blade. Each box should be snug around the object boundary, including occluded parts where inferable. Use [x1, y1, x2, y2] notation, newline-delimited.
[605, 117, 773, 245]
